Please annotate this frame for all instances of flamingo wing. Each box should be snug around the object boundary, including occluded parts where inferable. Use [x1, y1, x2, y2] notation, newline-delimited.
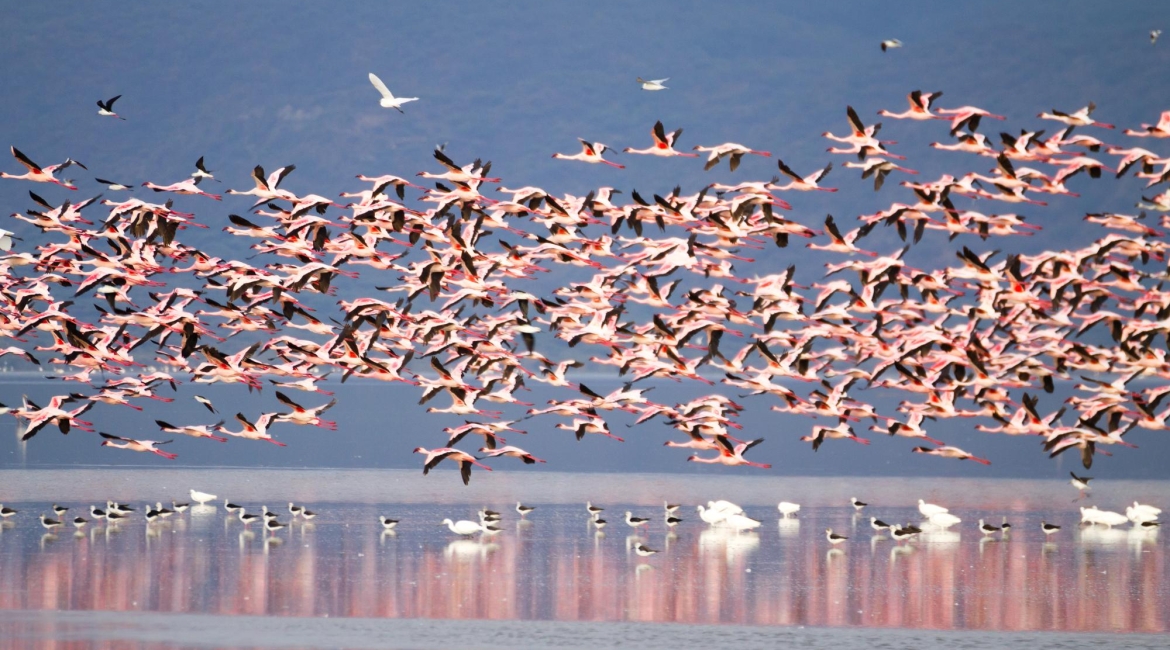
[10, 147, 41, 173]
[652, 121, 668, 146]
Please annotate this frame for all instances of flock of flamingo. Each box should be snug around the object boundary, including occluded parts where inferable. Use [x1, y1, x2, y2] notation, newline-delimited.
[3, 81, 1170, 484]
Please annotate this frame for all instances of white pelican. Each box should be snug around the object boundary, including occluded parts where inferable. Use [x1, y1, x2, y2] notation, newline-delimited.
[442, 518, 485, 536]
[189, 490, 217, 505]
[928, 512, 962, 528]
[917, 499, 948, 518]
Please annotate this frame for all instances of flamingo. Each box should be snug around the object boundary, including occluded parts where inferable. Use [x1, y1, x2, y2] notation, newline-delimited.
[692, 142, 771, 172]
[686, 434, 770, 468]
[478, 445, 546, 464]
[413, 446, 492, 485]
[1038, 102, 1115, 129]
[552, 139, 624, 168]
[624, 121, 699, 158]
[142, 177, 221, 200]
[1, 146, 85, 189]
[878, 90, 946, 121]
[99, 432, 177, 460]
[911, 445, 991, 465]
[772, 159, 836, 192]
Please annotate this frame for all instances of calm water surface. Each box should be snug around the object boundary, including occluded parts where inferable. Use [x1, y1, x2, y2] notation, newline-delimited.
[0, 469, 1165, 648]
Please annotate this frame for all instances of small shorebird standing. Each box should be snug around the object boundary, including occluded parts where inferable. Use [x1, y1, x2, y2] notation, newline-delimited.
[850, 497, 868, 511]
[379, 516, 399, 530]
[634, 543, 659, 557]
[625, 511, 650, 531]
[825, 528, 848, 545]
[891, 525, 921, 541]
[516, 502, 535, 518]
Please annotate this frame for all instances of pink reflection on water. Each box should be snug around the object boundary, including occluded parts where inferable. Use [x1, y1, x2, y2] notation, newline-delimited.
[0, 506, 1164, 633]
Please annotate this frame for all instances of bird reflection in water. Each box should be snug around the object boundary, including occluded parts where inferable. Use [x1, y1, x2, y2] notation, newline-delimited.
[0, 504, 1164, 633]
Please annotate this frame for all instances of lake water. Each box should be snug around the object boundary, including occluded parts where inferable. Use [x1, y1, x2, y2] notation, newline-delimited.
[0, 469, 1166, 649]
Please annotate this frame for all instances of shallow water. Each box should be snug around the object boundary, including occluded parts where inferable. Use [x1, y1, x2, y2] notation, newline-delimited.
[0, 470, 1166, 648]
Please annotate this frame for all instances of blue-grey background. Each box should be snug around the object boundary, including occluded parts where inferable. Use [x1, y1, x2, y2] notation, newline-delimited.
[2, 2, 1169, 479]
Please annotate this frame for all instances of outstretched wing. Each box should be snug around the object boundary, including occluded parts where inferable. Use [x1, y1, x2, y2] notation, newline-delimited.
[776, 159, 802, 182]
[368, 72, 394, 100]
[10, 147, 41, 173]
[274, 391, 300, 409]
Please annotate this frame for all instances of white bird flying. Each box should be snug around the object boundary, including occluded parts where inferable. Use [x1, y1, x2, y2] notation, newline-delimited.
[368, 72, 418, 113]
[636, 77, 669, 91]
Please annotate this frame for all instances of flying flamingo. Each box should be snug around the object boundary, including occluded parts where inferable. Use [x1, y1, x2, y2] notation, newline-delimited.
[552, 139, 625, 168]
[911, 445, 991, 465]
[142, 178, 222, 200]
[692, 142, 771, 171]
[687, 434, 771, 468]
[413, 446, 492, 485]
[1038, 103, 1115, 129]
[772, 159, 837, 192]
[624, 121, 699, 158]
[1, 147, 85, 189]
[878, 90, 946, 121]
[478, 445, 546, 464]
[99, 432, 178, 460]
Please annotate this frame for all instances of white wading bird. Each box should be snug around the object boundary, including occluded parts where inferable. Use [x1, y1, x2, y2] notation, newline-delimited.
[368, 72, 418, 113]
